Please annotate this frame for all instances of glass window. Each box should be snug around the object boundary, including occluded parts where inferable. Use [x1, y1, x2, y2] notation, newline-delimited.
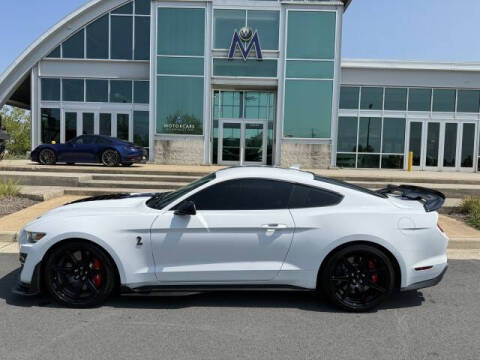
[135, 0, 151, 15]
[287, 11, 336, 59]
[86, 15, 109, 59]
[457, 90, 480, 113]
[213, 59, 277, 77]
[443, 123, 458, 167]
[117, 114, 129, 141]
[82, 135, 96, 144]
[111, 16, 133, 59]
[134, 111, 149, 147]
[426, 122, 440, 166]
[100, 113, 112, 136]
[110, 80, 132, 103]
[336, 154, 356, 168]
[214, 9, 245, 49]
[187, 179, 293, 210]
[156, 76, 203, 134]
[408, 88, 432, 111]
[65, 112, 77, 142]
[112, 2, 133, 14]
[339, 87, 359, 109]
[360, 87, 383, 110]
[382, 118, 405, 154]
[135, 16, 150, 60]
[86, 80, 108, 102]
[283, 80, 332, 138]
[157, 57, 204, 76]
[286, 60, 334, 79]
[289, 184, 342, 208]
[221, 91, 243, 118]
[409, 122, 423, 166]
[381, 155, 404, 169]
[62, 30, 85, 59]
[96, 137, 112, 145]
[41, 108, 60, 144]
[46, 46, 60, 58]
[384, 88, 407, 111]
[432, 89, 456, 112]
[62, 79, 84, 102]
[82, 113, 94, 135]
[41, 78, 60, 101]
[358, 117, 381, 153]
[357, 154, 380, 168]
[247, 10, 279, 50]
[134, 81, 149, 104]
[337, 117, 358, 152]
[461, 123, 475, 167]
[157, 8, 205, 56]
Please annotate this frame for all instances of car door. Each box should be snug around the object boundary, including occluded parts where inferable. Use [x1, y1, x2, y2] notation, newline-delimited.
[150, 178, 296, 283]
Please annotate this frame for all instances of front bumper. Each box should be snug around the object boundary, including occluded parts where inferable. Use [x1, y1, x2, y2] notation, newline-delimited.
[401, 264, 448, 292]
[12, 262, 42, 296]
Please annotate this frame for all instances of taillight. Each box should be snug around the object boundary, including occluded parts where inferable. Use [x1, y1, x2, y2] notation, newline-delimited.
[437, 223, 445, 233]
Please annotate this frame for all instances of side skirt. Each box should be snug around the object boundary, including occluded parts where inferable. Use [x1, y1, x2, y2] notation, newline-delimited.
[120, 284, 314, 295]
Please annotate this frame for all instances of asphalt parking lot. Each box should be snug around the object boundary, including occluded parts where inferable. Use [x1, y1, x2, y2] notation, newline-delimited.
[0, 254, 479, 360]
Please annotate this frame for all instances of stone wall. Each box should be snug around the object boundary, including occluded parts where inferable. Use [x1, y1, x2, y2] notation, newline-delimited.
[280, 142, 331, 169]
[154, 138, 204, 165]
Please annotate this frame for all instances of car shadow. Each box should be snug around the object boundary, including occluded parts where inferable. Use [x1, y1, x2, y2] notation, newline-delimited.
[0, 267, 425, 313]
[26, 162, 145, 168]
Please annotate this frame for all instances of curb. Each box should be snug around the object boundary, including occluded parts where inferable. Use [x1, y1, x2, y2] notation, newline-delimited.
[0, 231, 17, 242]
[448, 238, 480, 250]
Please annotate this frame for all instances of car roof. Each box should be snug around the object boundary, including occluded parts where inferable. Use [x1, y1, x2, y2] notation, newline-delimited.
[215, 166, 314, 182]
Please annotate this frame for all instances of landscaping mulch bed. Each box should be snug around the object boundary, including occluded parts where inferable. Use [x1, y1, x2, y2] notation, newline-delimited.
[0, 196, 39, 218]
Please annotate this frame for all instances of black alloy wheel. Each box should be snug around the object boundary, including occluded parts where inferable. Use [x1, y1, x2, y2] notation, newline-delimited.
[101, 149, 120, 167]
[43, 241, 115, 307]
[321, 244, 394, 312]
[38, 149, 56, 165]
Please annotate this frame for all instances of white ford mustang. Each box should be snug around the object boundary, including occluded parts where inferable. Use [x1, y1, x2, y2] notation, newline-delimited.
[14, 167, 448, 311]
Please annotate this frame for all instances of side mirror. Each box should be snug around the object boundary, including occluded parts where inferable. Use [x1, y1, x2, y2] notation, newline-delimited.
[174, 200, 196, 216]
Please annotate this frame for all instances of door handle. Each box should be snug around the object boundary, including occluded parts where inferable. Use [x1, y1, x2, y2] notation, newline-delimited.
[261, 224, 288, 230]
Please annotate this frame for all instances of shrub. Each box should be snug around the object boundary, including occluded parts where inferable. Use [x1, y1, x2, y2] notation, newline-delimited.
[460, 197, 480, 229]
[0, 179, 20, 198]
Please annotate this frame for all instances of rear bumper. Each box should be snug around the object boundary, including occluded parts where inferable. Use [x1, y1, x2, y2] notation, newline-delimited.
[401, 264, 447, 292]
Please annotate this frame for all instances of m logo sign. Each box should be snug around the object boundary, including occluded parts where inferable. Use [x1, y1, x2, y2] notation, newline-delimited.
[228, 26, 263, 61]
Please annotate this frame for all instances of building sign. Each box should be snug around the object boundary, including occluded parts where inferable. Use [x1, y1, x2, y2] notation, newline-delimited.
[228, 26, 262, 61]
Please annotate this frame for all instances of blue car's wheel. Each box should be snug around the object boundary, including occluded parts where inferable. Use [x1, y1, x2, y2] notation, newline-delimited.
[101, 149, 120, 167]
[39, 149, 56, 165]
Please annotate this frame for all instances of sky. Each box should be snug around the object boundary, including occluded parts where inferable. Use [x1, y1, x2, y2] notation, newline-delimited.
[0, 0, 480, 75]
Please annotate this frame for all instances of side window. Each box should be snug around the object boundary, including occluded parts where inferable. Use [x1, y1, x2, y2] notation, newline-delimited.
[95, 137, 111, 145]
[187, 179, 293, 210]
[83, 135, 96, 144]
[72, 136, 84, 144]
[289, 184, 343, 208]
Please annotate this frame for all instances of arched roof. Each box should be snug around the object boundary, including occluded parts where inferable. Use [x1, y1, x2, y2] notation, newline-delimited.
[0, 0, 129, 108]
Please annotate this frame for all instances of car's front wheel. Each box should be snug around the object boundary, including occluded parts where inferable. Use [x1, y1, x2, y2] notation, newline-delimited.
[38, 149, 56, 165]
[101, 149, 120, 167]
[43, 241, 116, 307]
[320, 244, 394, 312]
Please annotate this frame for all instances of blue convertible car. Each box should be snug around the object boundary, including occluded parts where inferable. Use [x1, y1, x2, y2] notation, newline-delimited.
[31, 135, 146, 167]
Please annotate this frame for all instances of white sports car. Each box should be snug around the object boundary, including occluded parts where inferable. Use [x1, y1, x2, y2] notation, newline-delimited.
[14, 167, 448, 311]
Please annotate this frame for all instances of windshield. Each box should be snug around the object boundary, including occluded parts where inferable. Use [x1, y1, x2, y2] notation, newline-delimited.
[146, 172, 216, 209]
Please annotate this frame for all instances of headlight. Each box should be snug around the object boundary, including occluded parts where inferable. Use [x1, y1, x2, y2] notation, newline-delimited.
[26, 232, 46, 243]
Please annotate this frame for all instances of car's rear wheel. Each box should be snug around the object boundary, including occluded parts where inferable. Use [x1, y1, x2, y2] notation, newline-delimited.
[101, 149, 120, 167]
[320, 244, 394, 312]
[43, 241, 116, 307]
[38, 149, 56, 165]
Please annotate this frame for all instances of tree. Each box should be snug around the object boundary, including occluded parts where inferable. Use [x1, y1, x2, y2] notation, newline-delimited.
[0, 105, 31, 156]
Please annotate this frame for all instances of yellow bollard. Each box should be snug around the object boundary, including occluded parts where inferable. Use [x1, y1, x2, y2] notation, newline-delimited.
[408, 151, 413, 172]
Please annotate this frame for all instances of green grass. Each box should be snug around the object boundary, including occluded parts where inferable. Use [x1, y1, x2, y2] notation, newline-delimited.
[460, 197, 480, 230]
[0, 179, 20, 198]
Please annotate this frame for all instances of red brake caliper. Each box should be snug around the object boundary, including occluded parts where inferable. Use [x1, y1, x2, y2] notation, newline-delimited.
[368, 259, 378, 283]
[92, 258, 102, 288]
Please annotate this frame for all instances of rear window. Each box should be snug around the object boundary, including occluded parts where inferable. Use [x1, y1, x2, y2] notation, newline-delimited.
[313, 175, 387, 198]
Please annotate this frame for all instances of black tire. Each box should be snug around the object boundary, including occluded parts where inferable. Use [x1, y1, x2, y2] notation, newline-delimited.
[122, 163, 133, 167]
[43, 241, 116, 308]
[38, 149, 57, 165]
[320, 244, 394, 312]
[101, 149, 120, 167]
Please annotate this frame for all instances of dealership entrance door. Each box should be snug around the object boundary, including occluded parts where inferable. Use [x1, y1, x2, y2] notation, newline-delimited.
[408, 119, 476, 171]
[213, 90, 275, 166]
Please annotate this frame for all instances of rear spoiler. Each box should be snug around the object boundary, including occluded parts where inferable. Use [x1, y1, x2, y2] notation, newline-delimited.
[376, 185, 446, 212]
